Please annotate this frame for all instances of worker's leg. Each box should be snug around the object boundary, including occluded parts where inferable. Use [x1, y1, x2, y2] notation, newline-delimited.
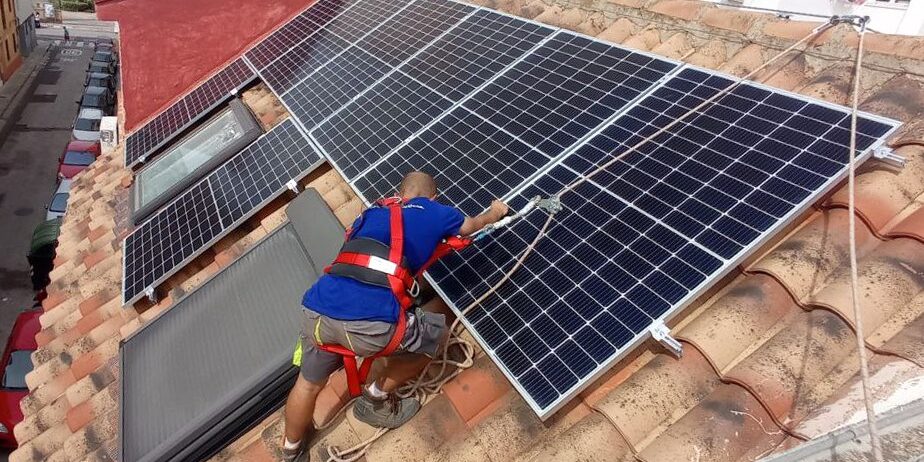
[377, 326, 449, 392]
[283, 375, 326, 443]
[280, 312, 343, 461]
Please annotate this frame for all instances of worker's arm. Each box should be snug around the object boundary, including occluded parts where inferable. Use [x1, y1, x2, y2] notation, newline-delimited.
[458, 200, 509, 236]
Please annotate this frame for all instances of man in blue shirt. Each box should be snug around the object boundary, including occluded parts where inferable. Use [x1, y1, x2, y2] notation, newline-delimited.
[282, 172, 508, 461]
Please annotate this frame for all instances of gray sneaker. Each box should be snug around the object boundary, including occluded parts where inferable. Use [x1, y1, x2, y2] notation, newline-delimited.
[352, 391, 421, 429]
[280, 441, 308, 462]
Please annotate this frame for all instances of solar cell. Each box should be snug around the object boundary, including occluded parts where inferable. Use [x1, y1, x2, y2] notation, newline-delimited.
[125, 58, 256, 167]
[323, 0, 408, 44]
[354, 106, 551, 215]
[401, 10, 554, 102]
[311, 70, 453, 179]
[462, 30, 678, 156]
[122, 119, 322, 305]
[426, 67, 899, 418]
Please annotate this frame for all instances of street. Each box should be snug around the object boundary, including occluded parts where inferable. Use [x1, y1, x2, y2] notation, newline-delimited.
[0, 13, 114, 458]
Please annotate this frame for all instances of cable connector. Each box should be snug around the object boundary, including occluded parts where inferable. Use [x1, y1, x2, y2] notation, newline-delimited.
[873, 146, 906, 169]
[650, 321, 683, 358]
[286, 179, 300, 194]
[827, 14, 870, 29]
[144, 286, 158, 304]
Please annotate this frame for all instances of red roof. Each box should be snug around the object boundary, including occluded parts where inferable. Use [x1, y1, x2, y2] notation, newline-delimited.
[95, 0, 309, 132]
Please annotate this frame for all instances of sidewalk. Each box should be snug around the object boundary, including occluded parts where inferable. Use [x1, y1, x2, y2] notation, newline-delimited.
[0, 41, 52, 142]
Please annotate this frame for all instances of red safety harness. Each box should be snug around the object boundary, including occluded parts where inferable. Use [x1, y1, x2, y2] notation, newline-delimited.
[317, 197, 471, 396]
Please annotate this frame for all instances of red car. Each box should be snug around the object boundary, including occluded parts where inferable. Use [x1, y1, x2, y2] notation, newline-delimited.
[0, 310, 41, 448]
[58, 140, 100, 179]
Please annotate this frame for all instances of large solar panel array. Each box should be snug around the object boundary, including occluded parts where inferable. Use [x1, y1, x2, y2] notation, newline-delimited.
[120, 0, 902, 418]
[124, 58, 256, 167]
[426, 67, 899, 417]
[122, 119, 322, 304]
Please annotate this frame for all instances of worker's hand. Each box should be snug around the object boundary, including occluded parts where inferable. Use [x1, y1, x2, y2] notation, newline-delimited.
[489, 200, 509, 221]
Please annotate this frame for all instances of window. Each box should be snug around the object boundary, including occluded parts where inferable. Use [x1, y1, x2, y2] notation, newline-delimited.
[12, 33, 16, 53]
[2, 350, 34, 389]
[4, 41, 8, 61]
[63, 151, 96, 166]
[131, 99, 261, 223]
[49, 193, 68, 213]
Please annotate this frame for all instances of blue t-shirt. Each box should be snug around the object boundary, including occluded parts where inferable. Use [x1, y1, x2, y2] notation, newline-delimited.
[303, 197, 465, 322]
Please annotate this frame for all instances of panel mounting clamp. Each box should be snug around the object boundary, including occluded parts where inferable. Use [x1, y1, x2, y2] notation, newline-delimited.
[286, 179, 300, 194]
[873, 146, 906, 169]
[650, 321, 682, 358]
[144, 286, 158, 304]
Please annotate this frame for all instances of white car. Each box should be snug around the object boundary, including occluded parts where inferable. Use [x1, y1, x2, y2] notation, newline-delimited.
[72, 108, 103, 142]
[46, 180, 72, 221]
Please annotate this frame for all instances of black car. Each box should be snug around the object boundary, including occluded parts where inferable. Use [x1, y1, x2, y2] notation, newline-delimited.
[87, 61, 116, 75]
[79, 86, 116, 115]
[92, 50, 118, 67]
[85, 72, 115, 91]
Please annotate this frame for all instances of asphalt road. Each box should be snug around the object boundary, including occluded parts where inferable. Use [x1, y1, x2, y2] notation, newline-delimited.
[0, 33, 105, 455]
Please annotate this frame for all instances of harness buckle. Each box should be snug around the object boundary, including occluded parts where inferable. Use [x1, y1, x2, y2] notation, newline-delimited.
[409, 279, 420, 298]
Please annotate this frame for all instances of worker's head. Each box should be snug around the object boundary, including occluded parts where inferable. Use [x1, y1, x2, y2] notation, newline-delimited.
[399, 171, 438, 199]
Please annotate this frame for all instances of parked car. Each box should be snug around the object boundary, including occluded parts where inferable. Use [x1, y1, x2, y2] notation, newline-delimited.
[0, 309, 41, 448]
[79, 86, 115, 116]
[94, 38, 114, 50]
[58, 140, 100, 179]
[73, 108, 103, 142]
[87, 60, 116, 75]
[46, 179, 71, 221]
[28, 219, 61, 292]
[85, 72, 115, 91]
[91, 50, 118, 68]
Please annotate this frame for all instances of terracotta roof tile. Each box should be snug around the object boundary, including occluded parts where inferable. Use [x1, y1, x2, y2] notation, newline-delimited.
[621, 27, 662, 52]
[596, 17, 641, 44]
[365, 395, 467, 461]
[510, 412, 632, 462]
[638, 384, 788, 461]
[592, 348, 719, 449]
[677, 273, 798, 372]
[442, 356, 512, 425]
[648, 0, 707, 21]
[748, 209, 878, 300]
[700, 7, 758, 34]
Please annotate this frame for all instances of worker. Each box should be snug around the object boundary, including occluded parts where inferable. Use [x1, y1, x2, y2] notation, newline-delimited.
[63, 26, 69, 42]
[281, 171, 509, 461]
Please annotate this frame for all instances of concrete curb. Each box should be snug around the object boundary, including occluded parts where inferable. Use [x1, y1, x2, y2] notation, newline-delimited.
[0, 41, 54, 143]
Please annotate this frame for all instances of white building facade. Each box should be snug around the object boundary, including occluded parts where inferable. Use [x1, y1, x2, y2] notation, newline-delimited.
[715, 0, 923, 35]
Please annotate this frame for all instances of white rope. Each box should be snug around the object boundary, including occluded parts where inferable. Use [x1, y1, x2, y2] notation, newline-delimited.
[845, 20, 884, 462]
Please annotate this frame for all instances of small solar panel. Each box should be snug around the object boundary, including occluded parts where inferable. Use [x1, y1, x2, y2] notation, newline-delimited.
[401, 9, 554, 102]
[125, 58, 256, 167]
[427, 67, 899, 418]
[122, 119, 322, 305]
[354, 106, 551, 215]
[462, 30, 678, 157]
[311, 70, 453, 179]
[246, 0, 356, 70]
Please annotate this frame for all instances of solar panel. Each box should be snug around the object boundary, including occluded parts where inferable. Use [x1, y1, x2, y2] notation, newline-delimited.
[354, 106, 551, 215]
[124, 58, 256, 167]
[400, 9, 555, 102]
[246, 0, 356, 70]
[462, 30, 678, 157]
[122, 119, 323, 305]
[260, 0, 410, 94]
[311, 70, 453, 179]
[426, 67, 900, 418]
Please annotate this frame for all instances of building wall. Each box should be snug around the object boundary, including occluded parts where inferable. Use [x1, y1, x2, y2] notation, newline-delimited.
[16, 13, 34, 57]
[0, 0, 22, 82]
[711, 0, 923, 35]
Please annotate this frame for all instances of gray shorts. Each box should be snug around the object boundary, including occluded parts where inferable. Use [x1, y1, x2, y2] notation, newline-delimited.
[299, 307, 447, 384]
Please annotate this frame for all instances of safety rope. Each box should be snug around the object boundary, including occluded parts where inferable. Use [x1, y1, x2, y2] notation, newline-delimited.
[845, 19, 884, 462]
[321, 22, 838, 462]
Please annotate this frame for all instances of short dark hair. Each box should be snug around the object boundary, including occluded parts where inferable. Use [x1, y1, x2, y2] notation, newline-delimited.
[399, 171, 437, 198]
